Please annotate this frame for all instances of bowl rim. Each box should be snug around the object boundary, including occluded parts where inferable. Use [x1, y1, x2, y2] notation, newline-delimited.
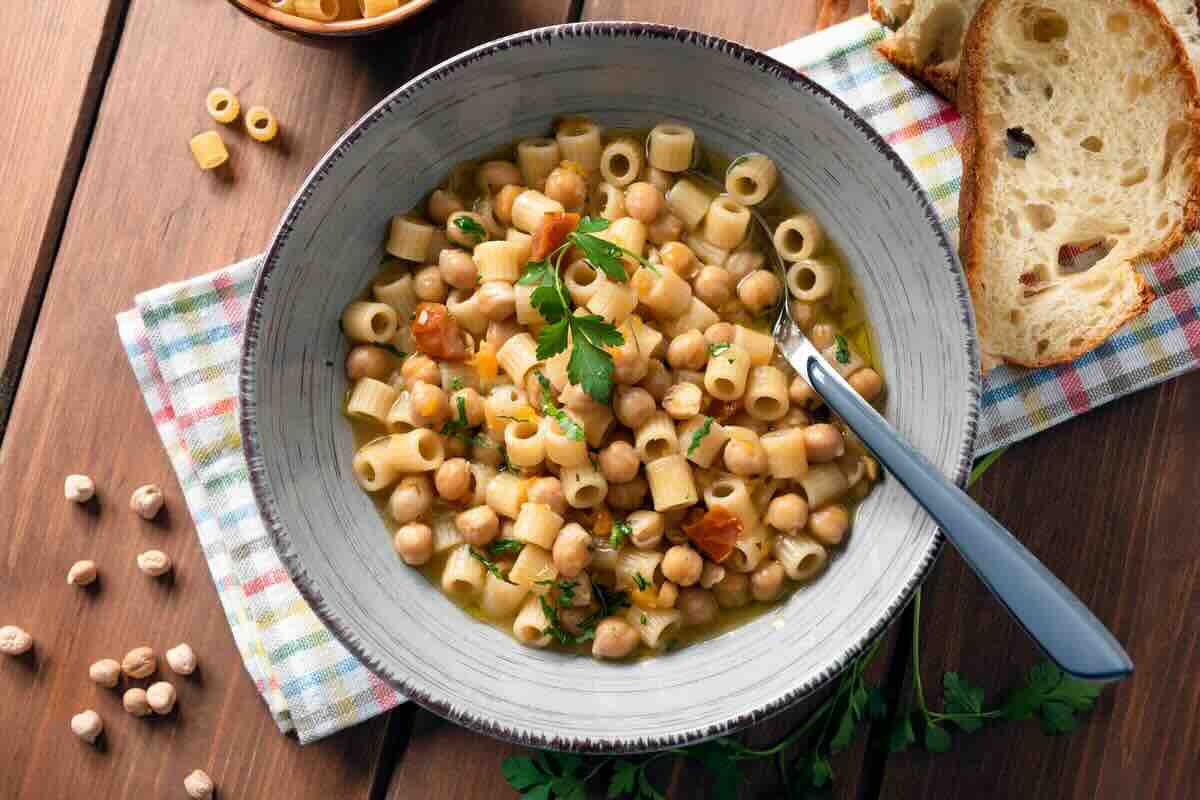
[239, 20, 981, 752]
[225, 0, 437, 37]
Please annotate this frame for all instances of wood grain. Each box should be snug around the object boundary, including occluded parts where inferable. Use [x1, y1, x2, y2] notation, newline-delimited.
[0, 0, 128, 438]
[0, 0, 568, 798]
[877, 379, 1200, 800]
[582, 0, 868, 44]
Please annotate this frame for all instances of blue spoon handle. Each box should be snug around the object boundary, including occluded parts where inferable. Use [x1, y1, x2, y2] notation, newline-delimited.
[785, 333, 1132, 681]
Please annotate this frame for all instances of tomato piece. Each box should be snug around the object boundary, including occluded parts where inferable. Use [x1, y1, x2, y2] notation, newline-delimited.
[682, 507, 742, 563]
[531, 211, 581, 260]
[411, 302, 468, 361]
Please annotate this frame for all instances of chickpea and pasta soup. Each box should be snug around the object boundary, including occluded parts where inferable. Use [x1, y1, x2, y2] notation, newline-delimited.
[339, 116, 886, 660]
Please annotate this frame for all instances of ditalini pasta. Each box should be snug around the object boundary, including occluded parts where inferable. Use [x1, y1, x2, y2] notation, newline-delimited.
[340, 116, 885, 660]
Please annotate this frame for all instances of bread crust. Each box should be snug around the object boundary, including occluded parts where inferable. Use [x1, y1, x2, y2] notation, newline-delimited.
[957, 0, 1200, 368]
[869, 1, 962, 98]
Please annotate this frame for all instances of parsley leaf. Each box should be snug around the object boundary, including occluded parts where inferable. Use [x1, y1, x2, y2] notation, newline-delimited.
[539, 594, 593, 646]
[707, 342, 732, 361]
[469, 546, 514, 584]
[489, 538, 525, 556]
[535, 372, 585, 442]
[609, 518, 632, 549]
[632, 573, 649, 591]
[686, 741, 742, 800]
[1001, 662, 1100, 734]
[536, 578, 578, 604]
[574, 215, 611, 234]
[834, 334, 851, 364]
[449, 377, 464, 391]
[440, 395, 474, 442]
[607, 760, 638, 798]
[535, 317, 570, 360]
[380, 343, 408, 359]
[687, 416, 714, 457]
[923, 721, 952, 752]
[943, 672, 986, 732]
[567, 331, 618, 405]
[570, 231, 629, 282]
[531, 285, 568, 324]
[639, 613, 648, 625]
[887, 713, 917, 753]
[517, 258, 555, 288]
[453, 215, 487, 243]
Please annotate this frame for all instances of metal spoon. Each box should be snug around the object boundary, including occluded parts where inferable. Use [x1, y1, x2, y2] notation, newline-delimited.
[720, 179, 1133, 680]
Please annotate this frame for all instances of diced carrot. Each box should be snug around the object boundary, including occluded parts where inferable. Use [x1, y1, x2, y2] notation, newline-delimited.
[591, 507, 613, 538]
[531, 211, 581, 260]
[682, 507, 742, 563]
[469, 336, 499, 381]
[411, 302, 468, 361]
[631, 586, 659, 610]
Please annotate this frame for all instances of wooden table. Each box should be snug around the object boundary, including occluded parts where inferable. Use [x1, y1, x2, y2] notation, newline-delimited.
[1, 1, 1195, 797]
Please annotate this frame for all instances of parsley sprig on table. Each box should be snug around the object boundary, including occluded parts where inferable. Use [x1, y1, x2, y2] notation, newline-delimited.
[503, 445, 1110, 799]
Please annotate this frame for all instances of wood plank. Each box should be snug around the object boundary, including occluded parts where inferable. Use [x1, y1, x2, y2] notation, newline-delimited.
[0, 1, 568, 799]
[582, 0, 869, 44]
[0, 0, 128, 438]
[877, 378, 1200, 799]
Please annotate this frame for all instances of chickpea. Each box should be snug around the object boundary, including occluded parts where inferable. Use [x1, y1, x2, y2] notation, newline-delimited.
[123, 687, 152, 717]
[447, 211, 489, 247]
[477, 281, 516, 321]
[438, 248, 478, 290]
[751, 561, 786, 603]
[704, 322, 736, 345]
[443, 435, 467, 459]
[454, 387, 485, 427]
[527, 477, 567, 516]
[677, 588, 719, 626]
[614, 386, 655, 429]
[789, 375, 821, 410]
[70, 710, 103, 744]
[724, 437, 767, 476]
[627, 510, 664, 550]
[611, 346, 648, 386]
[657, 581, 679, 609]
[122, 646, 157, 678]
[495, 184, 525, 225]
[725, 248, 765, 282]
[64, 474, 95, 503]
[147, 681, 177, 715]
[428, 189, 464, 225]
[434, 458, 471, 501]
[803, 423, 845, 463]
[715, 572, 751, 608]
[809, 504, 850, 546]
[693, 265, 734, 309]
[598, 441, 639, 484]
[552, 524, 592, 578]
[737, 269, 781, 313]
[591, 617, 640, 659]
[413, 264, 447, 303]
[410, 381, 450, 428]
[346, 345, 395, 381]
[809, 323, 836, 350]
[130, 484, 165, 520]
[166, 643, 197, 676]
[662, 383, 702, 419]
[661, 545, 703, 587]
[607, 476, 648, 510]
[545, 167, 587, 210]
[0, 625, 33, 655]
[659, 241, 695, 276]
[666, 329, 707, 371]
[67, 560, 98, 586]
[89, 658, 121, 688]
[456, 505, 500, 547]
[639, 359, 672, 402]
[476, 160, 522, 195]
[184, 770, 216, 800]
[393, 523, 434, 566]
[647, 212, 684, 245]
[623, 181, 664, 223]
[849, 368, 884, 402]
[699, 561, 726, 589]
[641, 166, 674, 194]
[779, 408, 812, 429]
[137, 549, 173, 577]
[766, 493, 809, 533]
[388, 475, 433, 524]
[401, 354, 441, 389]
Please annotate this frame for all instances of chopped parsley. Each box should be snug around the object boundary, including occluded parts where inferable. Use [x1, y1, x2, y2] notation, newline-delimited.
[489, 538, 524, 556]
[449, 377, 465, 391]
[834, 334, 851, 365]
[609, 518, 632, 549]
[536, 578, 578, 604]
[687, 416, 715, 457]
[380, 343, 408, 359]
[440, 395, 473, 442]
[534, 372, 584, 441]
[640, 613, 649, 625]
[453, 215, 487, 243]
[708, 342, 732, 357]
[469, 546, 514, 584]
[632, 573, 649, 592]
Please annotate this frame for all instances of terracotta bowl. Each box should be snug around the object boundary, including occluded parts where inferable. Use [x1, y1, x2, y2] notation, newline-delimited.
[240, 22, 980, 752]
[225, 0, 436, 40]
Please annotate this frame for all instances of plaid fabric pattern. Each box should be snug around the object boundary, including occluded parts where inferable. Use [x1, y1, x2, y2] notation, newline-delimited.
[114, 16, 1200, 743]
[770, 18, 1200, 453]
[116, 257, 402, 744]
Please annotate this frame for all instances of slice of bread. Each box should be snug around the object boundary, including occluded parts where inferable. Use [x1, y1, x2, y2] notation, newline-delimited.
[870, 0, 1200, 99]
[958, 0, 1200, 367]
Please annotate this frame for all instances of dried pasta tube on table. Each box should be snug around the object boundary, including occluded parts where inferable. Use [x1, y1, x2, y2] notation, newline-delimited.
[800, 463, 850, 509]
[205, 88, 239, 123]
[615, 549, 664, 592]
[542, 414, 589, 468]
[431, 515, 464, 554]
[512, 502, 564, 549]
[513, 595, 552, 646]
[244, 106, 279, 142]
[441, 543, 486, 600]
[294, 0, 339, 21]
[517, 138, 561, 189]
[632, 266, 692, 319]
[660, 297, 719, 338]
[774, 212, 825, 262]
[702, 197, 751, 250]
[679, 415, 729, 468]
[645, 454, 699, 512]
[509, 544, 556, 591]
[473, 240, 524, 283]
[189, 131, 228, 170]
[497, 333, 538, 386]
[486, 472, 528, 519]
[352, 437, 400, 492]
[480, 573, 528, 619]
[341, 302, 398, 344]
[346, 378, 396, 424]
[511, 189, 565, 234]
[627, 606, 682, 648]
[647, 122, 695, 172]
[561, 463, 608, 509]
[703, 476, 757, 530]
[732, 325, 775, 366]
[359, 0, 400, 16]
[760, 428, 809, 480]
[634, 411, 679, 463]
[555, 117, 603, 173]
[787, 258, 838, 302]
[725, 153, 778, 206]
[665, 178, 711, 229]
[600, 138, 643, 187]
[388, 429, 445, 472]
[387, 216, 435, 262]
[773, 535, 828, 582]
[704, 343, 752, 401]
[743, 366, 790, 421]
[587, 281, 637, 325]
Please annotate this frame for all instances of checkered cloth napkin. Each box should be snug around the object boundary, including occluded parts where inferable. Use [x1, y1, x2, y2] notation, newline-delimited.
[114, 16, 1200, 743]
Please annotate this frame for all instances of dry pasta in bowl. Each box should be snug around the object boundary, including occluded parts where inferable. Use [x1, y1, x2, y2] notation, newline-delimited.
[339, 116, 887, 661]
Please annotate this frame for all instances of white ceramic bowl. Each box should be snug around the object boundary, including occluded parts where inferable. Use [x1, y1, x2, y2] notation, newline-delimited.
[240, 22, 979, 753]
